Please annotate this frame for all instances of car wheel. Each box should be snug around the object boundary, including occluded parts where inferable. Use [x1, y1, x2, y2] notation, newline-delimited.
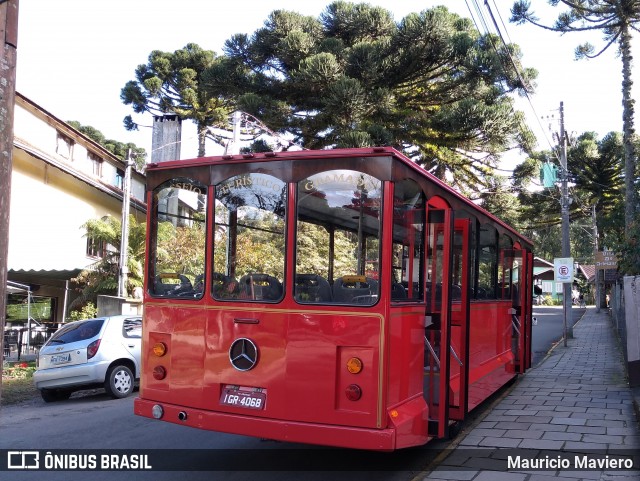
[105, 364, 134, 398]
[40, 388, 72, 403]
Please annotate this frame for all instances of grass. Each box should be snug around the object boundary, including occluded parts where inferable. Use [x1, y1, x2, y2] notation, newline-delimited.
[1, 361, 39, 405]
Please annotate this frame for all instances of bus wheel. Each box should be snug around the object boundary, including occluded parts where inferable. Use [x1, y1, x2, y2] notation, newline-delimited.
[105, 364, 134, 398]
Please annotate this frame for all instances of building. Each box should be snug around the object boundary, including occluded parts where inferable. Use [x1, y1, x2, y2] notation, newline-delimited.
[6, 92, 146, 333]
[533, 257, 597, 304]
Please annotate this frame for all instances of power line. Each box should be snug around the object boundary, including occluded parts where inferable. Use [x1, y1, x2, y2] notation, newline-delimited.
[464, 0, 562, 163]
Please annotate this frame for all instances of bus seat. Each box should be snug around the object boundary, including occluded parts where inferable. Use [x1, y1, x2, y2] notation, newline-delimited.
[295, 274, 332, 302]
[239, 273, 283, 301]
[433, 283, 462, 301]
[154, 274, 192, 297]
[211, 272, 236, 298]
[391, 282, 407, 300]
[333, 276, 377, 304]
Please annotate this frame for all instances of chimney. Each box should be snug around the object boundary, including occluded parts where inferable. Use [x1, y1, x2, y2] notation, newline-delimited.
[151, 115, 182, 163]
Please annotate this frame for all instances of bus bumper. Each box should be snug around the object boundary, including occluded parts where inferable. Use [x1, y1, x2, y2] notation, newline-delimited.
[134, 397, 400, 451]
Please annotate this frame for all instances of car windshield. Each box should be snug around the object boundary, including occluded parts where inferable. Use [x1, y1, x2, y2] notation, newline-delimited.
[48, 319, 104, 344]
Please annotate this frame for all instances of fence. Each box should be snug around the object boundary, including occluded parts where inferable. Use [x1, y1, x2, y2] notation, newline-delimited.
[610, 277, 640, 387]
[2, 327, 52, 361]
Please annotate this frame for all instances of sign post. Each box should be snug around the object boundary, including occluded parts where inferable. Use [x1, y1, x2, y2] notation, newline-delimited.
[554, 257, 574, 346]
[595, 251, 618, 309]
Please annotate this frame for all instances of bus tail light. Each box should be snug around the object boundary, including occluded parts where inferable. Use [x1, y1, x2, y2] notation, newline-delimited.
[346, 357, 363, 374]
[152, 342, 167, 357]
[153, 366, 167, 380]
[345, 384, 362, 401]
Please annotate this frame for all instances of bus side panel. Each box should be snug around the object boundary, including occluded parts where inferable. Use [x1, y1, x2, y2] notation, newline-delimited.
[467, 301, 515, 411]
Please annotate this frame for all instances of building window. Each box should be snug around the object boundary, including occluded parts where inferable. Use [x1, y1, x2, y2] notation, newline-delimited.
[115, 169, 124, 189]
[56, 132, 75, 159]
[88, 152, 103, 177]
[86, 237, 106, 259]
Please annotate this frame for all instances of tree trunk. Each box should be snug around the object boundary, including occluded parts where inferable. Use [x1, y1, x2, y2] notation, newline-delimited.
[0, 0, 18, 405]
[197, 123, 207, 157]
[621, 22, 637, 238]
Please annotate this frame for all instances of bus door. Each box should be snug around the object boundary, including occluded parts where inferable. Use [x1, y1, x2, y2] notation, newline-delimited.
[423, 202, 471, 437]
[504, 247, 530, 373]
[448, 219, 470, 421]
[511, 248, 533, 373]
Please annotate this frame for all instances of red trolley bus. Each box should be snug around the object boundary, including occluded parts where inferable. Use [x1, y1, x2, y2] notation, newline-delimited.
[134, 147, 533, 451]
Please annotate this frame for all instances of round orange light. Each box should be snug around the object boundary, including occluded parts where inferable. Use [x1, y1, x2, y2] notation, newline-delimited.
[153, 366, 167, 380]
[346, 357, 363, 374]
[152, 342, 167, 357]
[390, 410, 399, 418]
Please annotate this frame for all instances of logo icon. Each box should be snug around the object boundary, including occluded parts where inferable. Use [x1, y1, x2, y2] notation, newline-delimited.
[229, 338, 258, 371]
[8, 451, 39, 469]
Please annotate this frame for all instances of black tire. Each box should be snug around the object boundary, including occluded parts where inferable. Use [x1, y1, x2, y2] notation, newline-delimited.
[104, 364, 134, 399]
[40, 388, 72, 403]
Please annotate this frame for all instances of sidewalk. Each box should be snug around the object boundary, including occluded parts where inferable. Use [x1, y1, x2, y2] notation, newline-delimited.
[421, 307, 640, 480]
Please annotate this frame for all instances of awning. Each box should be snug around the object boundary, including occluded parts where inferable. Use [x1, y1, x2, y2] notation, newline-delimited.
[7, 280, 30, 294]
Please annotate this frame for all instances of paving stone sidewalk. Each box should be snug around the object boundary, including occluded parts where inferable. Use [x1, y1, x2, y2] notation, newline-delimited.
[422, 307, 640, 481]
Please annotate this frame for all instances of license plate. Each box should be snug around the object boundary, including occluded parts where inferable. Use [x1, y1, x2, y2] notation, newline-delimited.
[220, 387, 266, 410]
[50, 353, 71, 365]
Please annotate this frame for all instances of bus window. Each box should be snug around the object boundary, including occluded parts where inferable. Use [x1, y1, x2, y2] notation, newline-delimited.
[499, 234, 514, 300]
[391, 179, 425, 302]
[150, 179, 207, 298]
[456, 211, 477, 300]
[212, 173, 286, 302]
[295, 170, 382, 305]
[477, 224, 498, 299]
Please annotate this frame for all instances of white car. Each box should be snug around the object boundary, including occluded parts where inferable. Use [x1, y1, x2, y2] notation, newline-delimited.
[33, 315, 142, 402]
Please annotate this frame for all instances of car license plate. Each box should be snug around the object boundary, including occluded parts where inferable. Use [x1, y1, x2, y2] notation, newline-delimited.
[50, 353, 71, 365]
[220, 387, 266, 410]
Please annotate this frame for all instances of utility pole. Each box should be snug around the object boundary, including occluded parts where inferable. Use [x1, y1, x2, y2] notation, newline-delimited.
[225, 111, 242, 155]
[559, 102, 572, 346]
[0, 0, 19, 405]
[593, 204, 601, 313]
[118, 151, 133, 298]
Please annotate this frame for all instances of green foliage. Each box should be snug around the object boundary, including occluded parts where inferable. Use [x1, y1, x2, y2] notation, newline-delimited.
[67, 120, 147, 170]
[156, 221, 206, 279]
[618, 217, 640, 275]
[511, 0, 640, 257]
[121, 43, 240, 157]
[515, 130, 640, 273]
[71, 216, 146, 309]
[223, 3, 536, 192]
[213, 210, 285, 280]
[68, 302, 97, 321]
[477, 174, 523, 230]
[2, 363, 36, 380]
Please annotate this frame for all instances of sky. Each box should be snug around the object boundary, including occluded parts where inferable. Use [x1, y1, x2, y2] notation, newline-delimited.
[15, 0, 640, 166]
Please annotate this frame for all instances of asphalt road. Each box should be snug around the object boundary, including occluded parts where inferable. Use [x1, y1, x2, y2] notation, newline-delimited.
[0, 306, 580, 480]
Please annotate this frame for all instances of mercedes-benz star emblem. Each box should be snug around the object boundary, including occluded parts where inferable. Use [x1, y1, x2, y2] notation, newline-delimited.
[229, 338, 259, 371]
